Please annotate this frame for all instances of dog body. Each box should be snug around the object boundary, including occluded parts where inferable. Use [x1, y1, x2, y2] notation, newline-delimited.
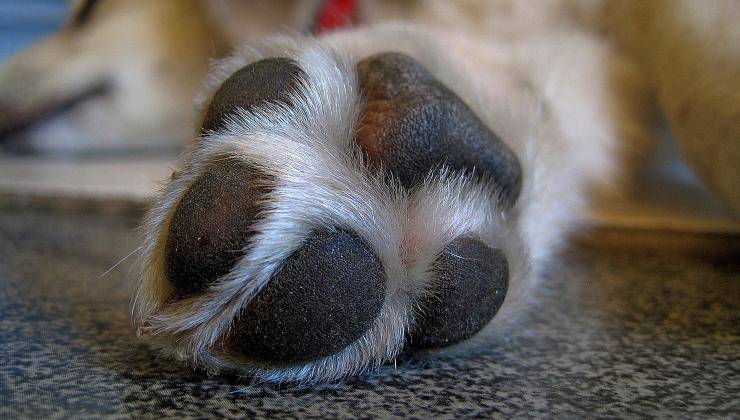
[2, 1, 738, 382]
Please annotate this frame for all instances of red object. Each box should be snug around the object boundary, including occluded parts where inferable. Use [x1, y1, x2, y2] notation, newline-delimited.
[312, 0, 358, 34]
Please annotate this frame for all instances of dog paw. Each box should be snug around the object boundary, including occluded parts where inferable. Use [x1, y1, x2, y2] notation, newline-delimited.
[135, 42, 524, 383]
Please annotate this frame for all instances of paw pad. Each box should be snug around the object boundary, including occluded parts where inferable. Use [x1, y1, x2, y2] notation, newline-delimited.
[165, 160, 270, 295]
[201, 57, 304, 132]
[234, 230, 386, 363]
[357, 52, 522, 207]
[409, 237, 508, 349]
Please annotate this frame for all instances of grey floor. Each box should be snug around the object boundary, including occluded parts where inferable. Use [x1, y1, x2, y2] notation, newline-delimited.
[1, 206, 738, 418]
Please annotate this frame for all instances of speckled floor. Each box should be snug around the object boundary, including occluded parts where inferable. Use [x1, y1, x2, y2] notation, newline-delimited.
[1, 207, 738, 418]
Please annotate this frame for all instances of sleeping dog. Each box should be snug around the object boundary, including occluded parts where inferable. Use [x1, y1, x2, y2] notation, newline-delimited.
[3, 0, 738, 383]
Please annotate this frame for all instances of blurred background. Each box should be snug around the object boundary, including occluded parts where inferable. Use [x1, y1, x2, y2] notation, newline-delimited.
[0, 0, 66, 61]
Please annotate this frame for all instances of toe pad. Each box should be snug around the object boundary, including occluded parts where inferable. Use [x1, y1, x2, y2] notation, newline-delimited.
[409, 237, 508, 348]
[201, 57, 304, 133]
[233, 230, 386, 364]
[164, 161, 269, 296]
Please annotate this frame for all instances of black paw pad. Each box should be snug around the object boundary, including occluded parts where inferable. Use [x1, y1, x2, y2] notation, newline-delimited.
[201, 58, 304, 133]
[164, 161, 270, 295]
[409, 237, 508, 349]
[233, 230, 386, 363]
[356, 52, 522, 207]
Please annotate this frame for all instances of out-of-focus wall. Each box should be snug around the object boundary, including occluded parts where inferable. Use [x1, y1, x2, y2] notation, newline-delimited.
[0, 0, 67, 61]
